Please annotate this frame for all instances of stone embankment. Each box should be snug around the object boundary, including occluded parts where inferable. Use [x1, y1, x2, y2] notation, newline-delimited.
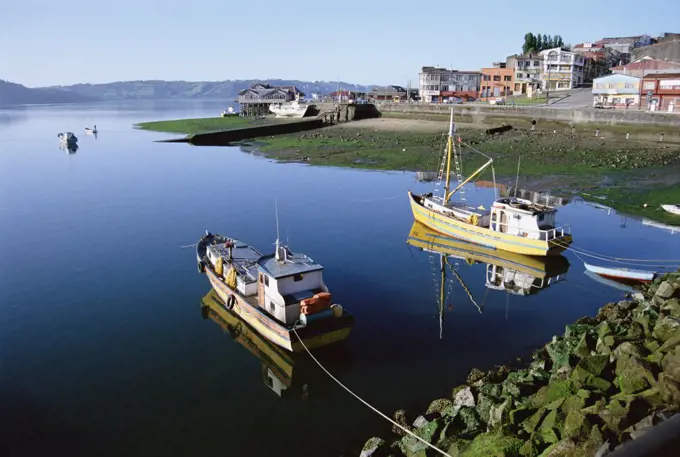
[377, 103, 680, 127]
[361, 271, 680, 457]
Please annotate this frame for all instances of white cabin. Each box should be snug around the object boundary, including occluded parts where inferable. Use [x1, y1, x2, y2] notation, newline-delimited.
[256, 244, 328, 325]
[489, 197, 558, 240]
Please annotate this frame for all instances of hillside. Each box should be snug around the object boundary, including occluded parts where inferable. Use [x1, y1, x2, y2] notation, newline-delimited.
[0, 80, 96, 105]
[48, 79, 374, 100]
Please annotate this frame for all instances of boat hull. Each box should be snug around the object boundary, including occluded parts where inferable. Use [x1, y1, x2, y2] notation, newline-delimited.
[409, 192, 571, 257]
[661, 204, 680, 216]
[583, 263, 656, 282]
[197, 248, 354, 352]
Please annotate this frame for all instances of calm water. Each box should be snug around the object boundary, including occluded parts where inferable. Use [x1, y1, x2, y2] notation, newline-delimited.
[2, 101, 679, 457]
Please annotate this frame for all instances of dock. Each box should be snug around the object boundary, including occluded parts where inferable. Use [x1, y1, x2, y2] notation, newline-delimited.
[161, 103, 380, 146]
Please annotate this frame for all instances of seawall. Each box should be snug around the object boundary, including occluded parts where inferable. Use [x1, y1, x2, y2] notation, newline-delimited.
[376, 103, 680, 127]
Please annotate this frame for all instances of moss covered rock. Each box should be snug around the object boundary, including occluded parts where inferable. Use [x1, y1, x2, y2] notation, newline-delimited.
[575, 354, 609, 376]
[530, 380, 575, 409]
[615, 354, 657, 394]
[570, 366, 612, 393]
[652, 316, 680, 343]
[562, 410, 588, 439]
[459, 432, 523, 457]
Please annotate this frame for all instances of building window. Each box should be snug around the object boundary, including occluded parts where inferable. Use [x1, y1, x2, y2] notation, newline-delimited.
[504, 75, 512, 81]
[293, 274, 303, 282]
[483, 75, 490, 81]
[493, 75, 501, 81]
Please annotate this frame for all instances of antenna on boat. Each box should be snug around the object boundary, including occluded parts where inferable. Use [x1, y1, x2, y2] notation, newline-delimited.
[275, 198, 282, 261]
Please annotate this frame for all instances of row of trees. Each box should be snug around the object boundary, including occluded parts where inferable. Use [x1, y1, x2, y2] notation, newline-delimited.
[522, 33, 567, 54]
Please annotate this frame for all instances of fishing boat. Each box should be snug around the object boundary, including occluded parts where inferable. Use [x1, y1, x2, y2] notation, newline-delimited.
[661, 204, 680, 216]
[196, 232, 353, 353]
[583, 262, 657, 282]
[85, 125, 97, 134]
[408, 108, 572, 257]
[57, 132, 78, 143]
[407, 221, 569, 296]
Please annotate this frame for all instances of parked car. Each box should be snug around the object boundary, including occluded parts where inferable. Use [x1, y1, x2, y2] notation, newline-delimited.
[489, 97, 505, 105]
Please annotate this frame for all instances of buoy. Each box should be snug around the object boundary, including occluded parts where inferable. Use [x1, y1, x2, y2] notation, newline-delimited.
[643, 203, 648, 208]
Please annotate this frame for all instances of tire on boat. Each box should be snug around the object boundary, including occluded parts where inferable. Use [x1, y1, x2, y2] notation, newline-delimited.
[226, 294, 236, 310]
[197, 261, 205, 274]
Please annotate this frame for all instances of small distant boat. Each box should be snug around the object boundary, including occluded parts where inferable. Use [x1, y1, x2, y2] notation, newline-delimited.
[57, 132, 78, 143]
[221, 107, 236, 117]
[661, 204, 680, 216]
[269, 94, 309, 118]
[85, 125, 98, 134]
[196, 231, 353, 352]
[583, 262, 657, 282]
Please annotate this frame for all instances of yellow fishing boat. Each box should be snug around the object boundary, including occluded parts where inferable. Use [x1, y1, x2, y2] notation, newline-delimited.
[408, 109, 573, 257]
[407, 221, 570, 296]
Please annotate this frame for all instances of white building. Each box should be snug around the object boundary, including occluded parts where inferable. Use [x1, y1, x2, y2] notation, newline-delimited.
[419, 66, 481, 103]
[539, 48, 586, 91]
[510, 54, 543, 95]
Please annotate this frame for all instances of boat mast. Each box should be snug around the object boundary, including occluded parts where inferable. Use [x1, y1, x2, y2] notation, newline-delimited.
[443, 108, 455, 203]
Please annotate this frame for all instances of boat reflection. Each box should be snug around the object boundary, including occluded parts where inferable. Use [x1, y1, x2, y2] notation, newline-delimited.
[407, 221, 570, 297]
[200, 289, 351, 399]
[59, 142, 78, 154]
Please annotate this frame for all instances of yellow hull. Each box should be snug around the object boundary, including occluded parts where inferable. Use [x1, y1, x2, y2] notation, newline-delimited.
[408, 192, 572, 257]
[407, 221, 569, 278]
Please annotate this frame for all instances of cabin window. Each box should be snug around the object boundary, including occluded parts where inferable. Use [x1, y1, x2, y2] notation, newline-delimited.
[264, 275, 269, 287]
[538, 214, 545, 222]
[270, 301, 275, 312]
[293, 274, 304, 282]
[259, 274, 263, 284]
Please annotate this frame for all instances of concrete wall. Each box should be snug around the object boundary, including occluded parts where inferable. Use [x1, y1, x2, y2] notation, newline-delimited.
[188, 118, 325, 146]
[377, 103, 680, 126]
[634, 40, 680, 63]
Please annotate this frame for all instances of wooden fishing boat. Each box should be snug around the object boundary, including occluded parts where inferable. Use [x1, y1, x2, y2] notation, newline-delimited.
[407, 220, 570, 296]
[408, 108, 572, 257]
[661, 204, 680, 216]
[583, 262, 657, 282]
[196, 231, 353, 353]
[85, 125, 98, 135]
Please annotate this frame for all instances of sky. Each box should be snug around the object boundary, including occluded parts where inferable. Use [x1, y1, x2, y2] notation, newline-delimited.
[2, 0, 680, 87]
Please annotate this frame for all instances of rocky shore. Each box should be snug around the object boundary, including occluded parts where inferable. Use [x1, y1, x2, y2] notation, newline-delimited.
[361, 271, 680, 457]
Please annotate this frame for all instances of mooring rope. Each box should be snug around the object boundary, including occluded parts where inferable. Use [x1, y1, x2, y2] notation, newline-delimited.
[291, 327, 451, 457]
[180, 243, 198, 249]
[552, 239, 680, 269]
[449, 265, 483, 313]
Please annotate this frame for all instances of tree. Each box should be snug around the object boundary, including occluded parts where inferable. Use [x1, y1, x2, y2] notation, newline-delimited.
[536, 33, 543, 52]
[523, 32, 537, 54]
[542, 34, 550, 50]
[547, 34, 554, 49]
[555, 35, 564, 48]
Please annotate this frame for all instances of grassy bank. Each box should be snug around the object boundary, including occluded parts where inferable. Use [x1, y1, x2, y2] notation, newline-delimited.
[358, 271, 680, 457]
[134, 115, 305, 135]
[240, 117, 680, 225]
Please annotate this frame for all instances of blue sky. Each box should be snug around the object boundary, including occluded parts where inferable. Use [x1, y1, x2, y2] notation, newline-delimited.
[2, 0, 680, 87]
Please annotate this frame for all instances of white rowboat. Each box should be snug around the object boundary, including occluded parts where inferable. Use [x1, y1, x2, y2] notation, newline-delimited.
[661, 204, 680, 216]
[583, 262, 657, 282]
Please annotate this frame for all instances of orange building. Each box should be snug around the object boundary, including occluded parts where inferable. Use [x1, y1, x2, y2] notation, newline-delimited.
[480, 67, 515, 100]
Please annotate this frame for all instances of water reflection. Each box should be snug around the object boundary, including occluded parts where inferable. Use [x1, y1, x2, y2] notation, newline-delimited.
[58, 142, 78, 154]
[200, 289, 352, 400]
[407, 220, 570, 294]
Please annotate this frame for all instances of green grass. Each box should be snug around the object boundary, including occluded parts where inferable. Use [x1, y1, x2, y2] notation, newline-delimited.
[136, 116, 257, 134]
[581, 185, 680, 226]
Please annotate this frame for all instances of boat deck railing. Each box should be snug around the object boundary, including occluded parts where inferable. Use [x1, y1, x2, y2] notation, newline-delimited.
[542, 225, 571, 241]
[490, 221, 572, 241]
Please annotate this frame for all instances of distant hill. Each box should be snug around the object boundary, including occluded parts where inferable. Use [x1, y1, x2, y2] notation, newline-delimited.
[48, 79, 375, 101]
[0, 80, 96, 105]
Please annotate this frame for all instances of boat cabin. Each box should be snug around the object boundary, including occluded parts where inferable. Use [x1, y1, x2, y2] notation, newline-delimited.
[489, 198, 557, 240]
[206, 240, 262, 296]
[256, 244, 328, 325]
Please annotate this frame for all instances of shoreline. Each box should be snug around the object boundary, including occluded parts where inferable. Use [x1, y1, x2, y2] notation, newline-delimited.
[137, 115, 680, 226]
[357, 271, 680, 457]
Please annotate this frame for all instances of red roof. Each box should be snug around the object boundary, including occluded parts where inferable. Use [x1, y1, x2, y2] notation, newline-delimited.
[612, 58, 680, 72]
[643, 72, 680, 79]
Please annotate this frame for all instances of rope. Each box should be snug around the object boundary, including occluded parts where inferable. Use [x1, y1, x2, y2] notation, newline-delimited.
[553, 239, 679, 269]
[291, 327, 451, 457]
[553, 239, 680, 264]
[180, 243, 198, 248]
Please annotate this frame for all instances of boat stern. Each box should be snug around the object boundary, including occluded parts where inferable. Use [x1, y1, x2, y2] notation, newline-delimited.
[291, 310, 354, 353]
[548, 233, 572, 255]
